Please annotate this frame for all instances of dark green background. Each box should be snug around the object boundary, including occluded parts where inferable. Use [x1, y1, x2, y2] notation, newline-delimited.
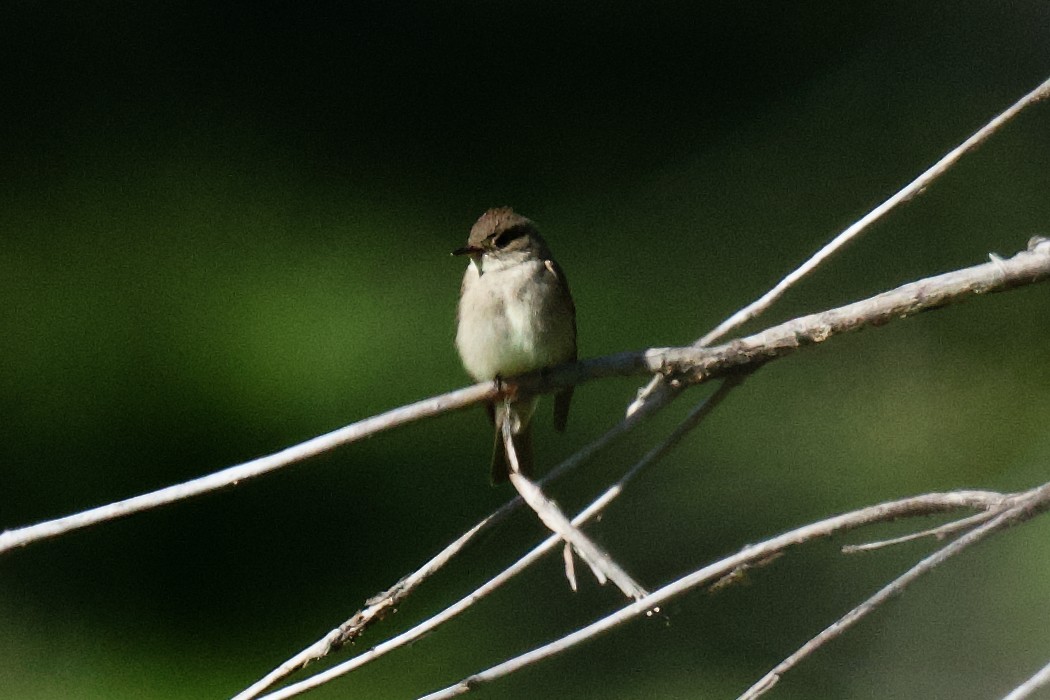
[2, 2, 1049, 698]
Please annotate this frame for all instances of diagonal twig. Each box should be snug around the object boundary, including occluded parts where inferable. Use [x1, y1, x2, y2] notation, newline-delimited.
[502, 414, 648, 600]
[841, 510, 998, 553]
[698, 74, 1050, 348]
[232, 389, 677, 700]
[644, 237, 1050, 385]
[240, 380, 740, 700]
[0, 382, 495, 554]
[738, 484, 1050, 700]
[1002, 659, 1050, 700]
[628, 73, 1050, 416]
[415, 488, 1024, 699]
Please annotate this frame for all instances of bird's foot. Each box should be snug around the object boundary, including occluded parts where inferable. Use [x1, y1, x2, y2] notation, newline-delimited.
[493, 375, 521, 402]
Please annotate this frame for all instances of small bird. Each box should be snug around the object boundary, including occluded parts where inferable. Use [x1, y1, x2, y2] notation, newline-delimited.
[453, 208, 577, 482]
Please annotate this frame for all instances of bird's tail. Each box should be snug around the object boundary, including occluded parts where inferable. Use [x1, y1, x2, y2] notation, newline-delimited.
[490, 422, 533, 483]
[489, 398, 537, 483]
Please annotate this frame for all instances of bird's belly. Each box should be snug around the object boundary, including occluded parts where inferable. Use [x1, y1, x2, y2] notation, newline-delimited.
[456, 269, 574, 381]
[457, 308, 554, 380]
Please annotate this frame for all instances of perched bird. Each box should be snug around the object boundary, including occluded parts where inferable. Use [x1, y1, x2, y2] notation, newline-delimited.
[453, 208, 577, 482]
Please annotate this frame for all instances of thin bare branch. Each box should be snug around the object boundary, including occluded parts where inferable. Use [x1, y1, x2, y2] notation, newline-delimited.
[4, 238, 1048, 556]
[243, 78, 1041, 700]
[739, 485, 1050, 700]
[241, 381, 738, 700]
[0, 383, 494, 554]
[416, 489, 1023, 699]
[841, 510, 998, 553]
[502, 416, 648, 600]
[1002, 659, 1050, 700]
[233, 390, 676, 700]
[644, 237, 1050, 386]
[699, 74, 1050, 347]
[629, 74, 1050, 416]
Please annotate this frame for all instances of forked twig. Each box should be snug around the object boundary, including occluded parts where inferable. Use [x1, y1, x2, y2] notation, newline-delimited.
[738, 485, 1050, 700]
[841, 510, 998, 553]
[416, 489, 1024, 699]
[698, 74, 1050, 348]
[628, 74, 1050, 416]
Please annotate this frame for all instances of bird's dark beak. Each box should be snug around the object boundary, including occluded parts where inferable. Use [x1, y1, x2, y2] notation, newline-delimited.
[451, 245, 481, 257]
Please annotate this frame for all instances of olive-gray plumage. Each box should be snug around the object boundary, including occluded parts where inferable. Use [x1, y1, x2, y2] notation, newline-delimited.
[453, 208, 576, 482]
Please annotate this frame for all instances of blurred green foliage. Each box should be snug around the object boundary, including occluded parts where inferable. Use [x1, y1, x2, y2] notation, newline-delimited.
[2, 2, 1049, 698]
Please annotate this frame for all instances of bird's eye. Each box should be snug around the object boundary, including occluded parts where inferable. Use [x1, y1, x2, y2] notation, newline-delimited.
[492, 226, 524, 249]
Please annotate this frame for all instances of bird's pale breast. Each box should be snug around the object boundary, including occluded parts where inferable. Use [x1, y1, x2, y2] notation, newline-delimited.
[456, 259, 575, 381]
